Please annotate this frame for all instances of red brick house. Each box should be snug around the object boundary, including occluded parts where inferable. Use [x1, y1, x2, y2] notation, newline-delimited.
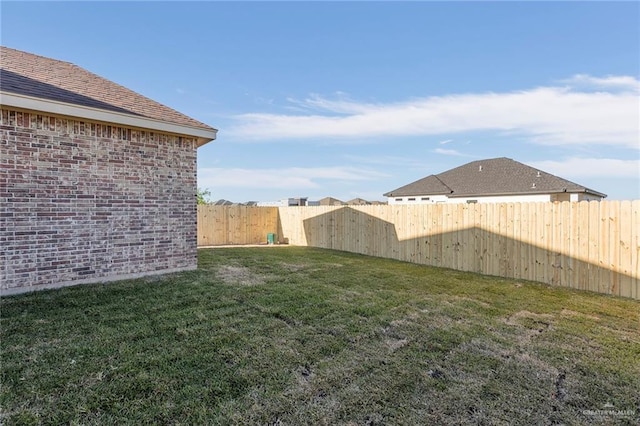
[0, 47, 218, 295]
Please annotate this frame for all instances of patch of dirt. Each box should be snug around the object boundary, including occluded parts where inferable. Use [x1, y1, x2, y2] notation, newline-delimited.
[450, 338, 561, 397]
[385, 338, 409, 352]
[389, 310, 422, 328]
[216, 265, 267, 286]
[280, 262, 309, 272]
[449, 295, 492, 308]
[503, 310, 554, 326]
[512, 352, 556, 372]
[381, 317, 412, 352]
[337, 290, 362, 302]
[560, 309, 600, 321]
[595, 325, 640, 345]
[307, 263, 345, 274]
[390, 319, 409, 327]
[287, 364, 315, 393]
[501, 311, 554, 346]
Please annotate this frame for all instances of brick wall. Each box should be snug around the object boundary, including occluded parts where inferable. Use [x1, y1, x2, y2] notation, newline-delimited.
[1, 108, 199, 294]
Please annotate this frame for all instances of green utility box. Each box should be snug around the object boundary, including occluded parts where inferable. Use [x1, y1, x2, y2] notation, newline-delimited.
[267, 233, 276, 245]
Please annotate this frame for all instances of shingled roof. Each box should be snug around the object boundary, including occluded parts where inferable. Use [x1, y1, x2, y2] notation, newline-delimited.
[384, 157, 606, 198]
[318, 197, 346, 206]
[0, 46, 217, 144]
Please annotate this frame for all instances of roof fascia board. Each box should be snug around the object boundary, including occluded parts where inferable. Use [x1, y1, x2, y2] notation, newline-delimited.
[387, 189, 606, 198]
[0, 91, 217, 146]
[579, 188, 608, 198]
[448, 189, 604, 198]
[385, 192, 450, 197]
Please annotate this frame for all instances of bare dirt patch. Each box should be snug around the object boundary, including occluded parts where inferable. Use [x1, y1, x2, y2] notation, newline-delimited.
[501, 310, 554, 345]
[279, 263, 309, 272]
[216, 265, 267, 286]
[448, 295, 492, 308]
[560, 309, 600, 321]
[503, 310, 554, 327]
[385, 338, 409, 352]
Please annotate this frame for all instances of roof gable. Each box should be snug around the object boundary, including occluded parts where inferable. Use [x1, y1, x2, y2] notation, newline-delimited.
[0, 46, 216, 142]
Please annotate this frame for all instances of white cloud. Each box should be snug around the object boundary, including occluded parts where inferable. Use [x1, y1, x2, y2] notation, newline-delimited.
[286, 93, 373, 115]
[198, 166, 389, 191]
[560, 74, 640, 92]
[341, 154, 426, 168]
[433, 148, 464, 156]
[527, 158, 640, 179]
[228, 75, 639, 149]
[439, 139, 453, 145]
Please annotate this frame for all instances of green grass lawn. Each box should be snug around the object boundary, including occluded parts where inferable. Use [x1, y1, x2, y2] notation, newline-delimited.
[2, 247, 639, 425]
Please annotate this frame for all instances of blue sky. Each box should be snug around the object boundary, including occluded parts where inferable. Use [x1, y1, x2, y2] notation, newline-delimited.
[2, 1, 639, 202]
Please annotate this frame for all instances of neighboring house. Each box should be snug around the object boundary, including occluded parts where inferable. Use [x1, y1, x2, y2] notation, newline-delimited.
[384, 157, 606, 205]
[0, 47, 217, 295]
[346, 198, 372, 205]
[318, 197, 345, 206]
[286, 197, 308, 206]
[258, 197, 308, 207]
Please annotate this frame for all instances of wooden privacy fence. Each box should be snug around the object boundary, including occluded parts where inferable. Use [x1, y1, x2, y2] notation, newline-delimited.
[198, 201, 639, 299]
[197, 205, 279, 246]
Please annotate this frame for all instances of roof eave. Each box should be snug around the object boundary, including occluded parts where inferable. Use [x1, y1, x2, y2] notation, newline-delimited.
[583, 188, 608, 198]
[448, 189, 607, 198]
[384, 191, 451, 197]
[0, 91, 218, 145]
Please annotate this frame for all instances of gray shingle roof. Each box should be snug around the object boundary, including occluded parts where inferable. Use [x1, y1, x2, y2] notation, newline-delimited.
[346, 198, 371, 205]
[384, 157, 606, 198]
[384, 175, 452, 197]
[318, 197, 345, 206]
[0, 46, 215, 132]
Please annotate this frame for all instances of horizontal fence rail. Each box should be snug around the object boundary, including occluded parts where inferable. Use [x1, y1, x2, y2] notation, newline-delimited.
[198, 201, 639, 299]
